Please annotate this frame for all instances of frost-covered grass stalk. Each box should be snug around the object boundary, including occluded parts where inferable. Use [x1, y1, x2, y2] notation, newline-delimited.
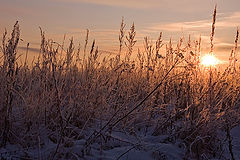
[0, 7, 239, 160]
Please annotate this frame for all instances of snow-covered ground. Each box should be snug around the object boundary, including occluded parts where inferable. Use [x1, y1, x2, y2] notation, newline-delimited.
[0, 125, 240, 159]
[231, 125, 240, 160]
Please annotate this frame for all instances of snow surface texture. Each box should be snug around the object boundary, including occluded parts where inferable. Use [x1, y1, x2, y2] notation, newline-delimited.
[1, 125, 240, 160]
[231, 125, 240, 160]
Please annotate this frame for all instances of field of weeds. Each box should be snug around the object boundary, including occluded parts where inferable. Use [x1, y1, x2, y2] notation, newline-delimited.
[0, 7, 240, 160]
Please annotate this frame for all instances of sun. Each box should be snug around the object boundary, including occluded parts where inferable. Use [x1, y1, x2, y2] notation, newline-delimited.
[201, 54, 219, 67]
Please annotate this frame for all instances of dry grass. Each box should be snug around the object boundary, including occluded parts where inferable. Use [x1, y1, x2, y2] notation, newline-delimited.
[0, 7, 240, 160]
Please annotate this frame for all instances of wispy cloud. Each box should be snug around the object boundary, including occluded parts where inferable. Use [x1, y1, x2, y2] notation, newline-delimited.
[144, 12, 240, 33]
[145, 20, 210, 33]
[53, 0, 160, 9]
[18, 46, 40, 54]
[51, 0, 225, 12]
[54, 0, 214, 9]
[217, 12, 240, 28]
[137, 11, 240, 60]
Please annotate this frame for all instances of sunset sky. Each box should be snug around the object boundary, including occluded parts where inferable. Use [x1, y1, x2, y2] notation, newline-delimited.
[0, 0, 240, 61]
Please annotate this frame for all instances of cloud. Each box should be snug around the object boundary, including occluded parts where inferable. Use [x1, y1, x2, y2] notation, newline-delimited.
[54, 0, 217, 10]
[145, 20, 210, 33]
[137, 11, 240, 61]
[144, 11, 240, 33]
[0, 4, 32, 16]
[49, 0, 226, 13]
[54, 0, 161, 9]
[18, 46, 40, 55]
[217, 12, 240, 28]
